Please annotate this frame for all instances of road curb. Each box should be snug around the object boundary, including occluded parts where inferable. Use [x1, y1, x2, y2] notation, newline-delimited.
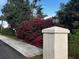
[0, 35, 43, 57]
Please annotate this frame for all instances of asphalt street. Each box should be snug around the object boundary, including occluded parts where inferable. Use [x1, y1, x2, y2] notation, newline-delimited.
[0, 40, 26, 59]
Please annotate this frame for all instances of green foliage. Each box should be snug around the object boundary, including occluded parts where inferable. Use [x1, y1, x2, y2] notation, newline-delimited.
[57, 0, 79, 30]
[1, 0, 46, 28]
[69, 29, 79, 59]
[58, 1, 79, 58]
[36, 5, 47, 18]
[2, 0, 31, 28]
[31, 0, 47, 18]
[0, 0, 46, 39]
[0, 28, 15, 36]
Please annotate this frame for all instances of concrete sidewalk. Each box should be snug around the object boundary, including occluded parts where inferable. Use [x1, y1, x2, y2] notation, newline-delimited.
[0, 35, 43, 57]
[0, 40, 26, 59]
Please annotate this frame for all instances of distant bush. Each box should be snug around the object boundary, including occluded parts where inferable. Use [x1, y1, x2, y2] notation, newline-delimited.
[0, 28, 15, 36]
[16, 17, 53, 48]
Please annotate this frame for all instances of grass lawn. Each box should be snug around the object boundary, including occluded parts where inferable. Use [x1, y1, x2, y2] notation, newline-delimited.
[0, 33, 17, 39]
[28, 55, 43, 59]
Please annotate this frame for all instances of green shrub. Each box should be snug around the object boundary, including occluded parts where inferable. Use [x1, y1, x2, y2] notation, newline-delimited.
[0, 28, 15, 36]
[69, 29, 79, 59]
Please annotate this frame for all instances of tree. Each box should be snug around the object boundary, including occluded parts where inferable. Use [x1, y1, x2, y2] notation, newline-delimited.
[57, 0, 79, 30]
[0, 16, 4, 30]
[36, 5, 47, 18]
[1, 0, 31, 28]
[31, 0, 47, 18]
[1, 0, 46, 28]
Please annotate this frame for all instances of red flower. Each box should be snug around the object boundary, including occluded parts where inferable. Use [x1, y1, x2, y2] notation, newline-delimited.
[33, 43, 41, 47]
[15, 17, 53, 48]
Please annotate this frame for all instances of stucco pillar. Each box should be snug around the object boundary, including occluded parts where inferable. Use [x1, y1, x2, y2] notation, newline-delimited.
[42, 26, 70, 59]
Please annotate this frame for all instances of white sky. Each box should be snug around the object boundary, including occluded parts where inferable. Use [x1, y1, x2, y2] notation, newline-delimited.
[0, 21, 8, 28]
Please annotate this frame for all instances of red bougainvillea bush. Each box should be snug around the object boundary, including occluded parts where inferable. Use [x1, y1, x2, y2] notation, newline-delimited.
[16, 17, 53, 48]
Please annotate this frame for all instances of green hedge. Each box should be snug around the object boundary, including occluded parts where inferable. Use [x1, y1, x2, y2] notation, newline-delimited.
[69, 29, 79, 59]
[0, 28, 15, 36]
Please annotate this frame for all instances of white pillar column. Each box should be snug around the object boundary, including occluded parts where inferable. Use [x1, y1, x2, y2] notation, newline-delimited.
[42, 26, 70, 59]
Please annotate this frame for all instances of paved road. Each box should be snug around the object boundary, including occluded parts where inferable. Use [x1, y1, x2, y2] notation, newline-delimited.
[0, 40, 26, 59]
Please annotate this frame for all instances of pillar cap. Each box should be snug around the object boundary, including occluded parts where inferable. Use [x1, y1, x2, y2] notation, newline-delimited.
[42, 26, 70, 34]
